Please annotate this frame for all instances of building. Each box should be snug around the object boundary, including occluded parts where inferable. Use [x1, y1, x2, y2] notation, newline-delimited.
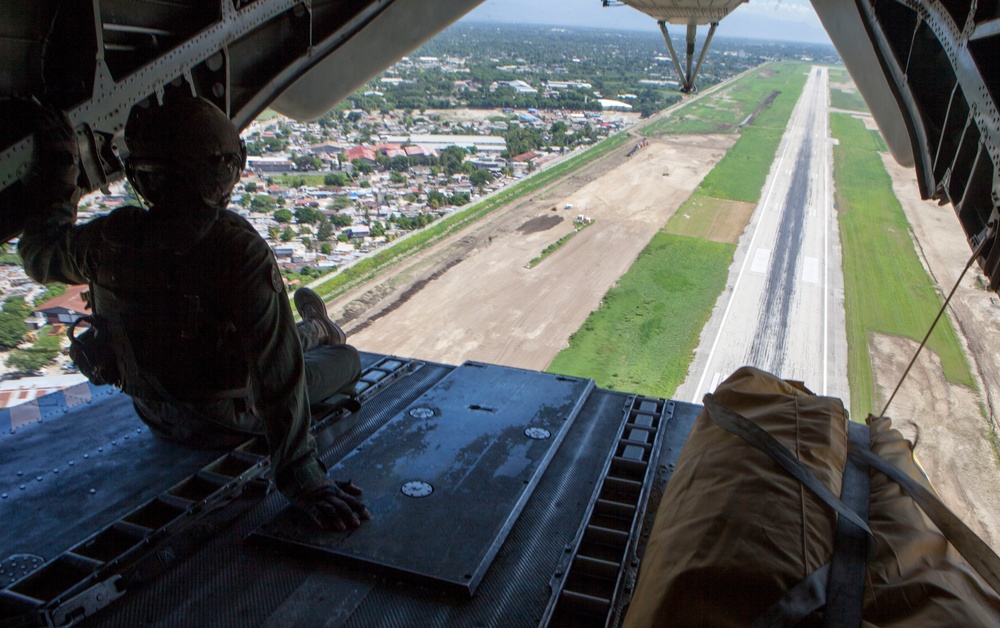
[597, 99, 633, 111]
[383, 135, 506, 155]
[492, 80, 537, 94]
[345, 146, 377, 164]
[546, 80, 592, 90]
[0, 374, 89, 410]
[32, 284, 89, 327]
[247, 156, 294, 173]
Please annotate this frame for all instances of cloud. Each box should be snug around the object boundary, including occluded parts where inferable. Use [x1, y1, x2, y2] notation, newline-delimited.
[733, 0, 823, 27]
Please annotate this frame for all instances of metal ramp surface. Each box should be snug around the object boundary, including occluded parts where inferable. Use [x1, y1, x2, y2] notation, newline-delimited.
[1, 352, 702, 626]
[253, 362, 595, 596]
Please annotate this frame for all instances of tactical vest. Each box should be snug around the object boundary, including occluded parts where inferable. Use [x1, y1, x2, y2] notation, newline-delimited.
[90, 207, 249, 402]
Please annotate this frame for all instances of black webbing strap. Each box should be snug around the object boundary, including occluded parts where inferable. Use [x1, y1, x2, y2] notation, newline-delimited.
[848, 438, 1000, 594]
[823, 422, 871, 627]
[703, 395, 876, 552]
[751, 564, 831, 627]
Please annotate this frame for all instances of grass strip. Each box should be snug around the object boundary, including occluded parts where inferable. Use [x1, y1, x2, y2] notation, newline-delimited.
[642, 61, 808, 136]
[830, 88, 869, 113]
[312, 133, 629, 300]
[832, 113, 975, 419]
[527, 221, 593, 269]
[547, 233, 734, 398]
[696, 65, 809, 203]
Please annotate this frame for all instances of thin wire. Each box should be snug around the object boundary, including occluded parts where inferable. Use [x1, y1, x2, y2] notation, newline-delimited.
[880, 227, 994, 417]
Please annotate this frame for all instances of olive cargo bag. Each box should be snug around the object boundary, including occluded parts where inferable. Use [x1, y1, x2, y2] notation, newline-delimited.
[623, 366, 1000, 627]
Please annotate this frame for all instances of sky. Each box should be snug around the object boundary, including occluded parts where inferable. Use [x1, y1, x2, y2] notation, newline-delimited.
[460, 0, 833, 45]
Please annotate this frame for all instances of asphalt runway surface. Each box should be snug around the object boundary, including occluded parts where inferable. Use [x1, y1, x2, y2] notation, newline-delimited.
[679, 66, 851, 405]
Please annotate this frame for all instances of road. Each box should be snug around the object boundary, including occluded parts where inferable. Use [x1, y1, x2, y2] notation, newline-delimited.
[677, 66, 851, 404]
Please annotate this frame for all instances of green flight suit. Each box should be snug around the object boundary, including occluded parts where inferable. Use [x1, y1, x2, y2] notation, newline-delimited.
[19, 176, 359, 500]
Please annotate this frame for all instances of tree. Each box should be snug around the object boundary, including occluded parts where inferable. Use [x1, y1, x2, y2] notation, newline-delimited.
[503, 125, 542, 158]
[301, 237, 312, 250]
[427, 190, 448, 209]
[5, 331, 60, 373]
[280, 226, 296, 242]
[274, 208, 294, 223]
[370, 221, 385, 237]
[469, 169, 493, 189]
[330, 214, 352, 228]
[359, 181, 371, 189]
[0, 312, 28, 348]
[294, 206, 322, 224]
[390, 171, 408, 185]
[320, 242, 332, 255]
[317, 217, 334, 241]
[268, 226, 281, 240]
[351, 159, 374, 175]
[438, 145, 467, 175]
[389, 155, 411, 172]
[329, 195, 352, 211]
[250, 195, 277, 213]
[292, 154, 322, 171]
[324, 173, 349, 187]
[3, 297, 32, 318]
[244, 182, 258, 193]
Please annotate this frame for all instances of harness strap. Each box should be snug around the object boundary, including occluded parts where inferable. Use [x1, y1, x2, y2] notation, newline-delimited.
[849, 437, 1000, 594]
[751, 564, 831, 627]
[703, 395, 876, 552]
[823, 422, 871, 627]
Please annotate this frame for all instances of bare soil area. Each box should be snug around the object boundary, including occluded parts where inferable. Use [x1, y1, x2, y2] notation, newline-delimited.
[332, 133, 735, 371]
[878, 153, 1000, 550]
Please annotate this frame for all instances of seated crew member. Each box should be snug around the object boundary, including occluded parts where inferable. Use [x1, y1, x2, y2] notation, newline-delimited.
[19, 98, 370, 531]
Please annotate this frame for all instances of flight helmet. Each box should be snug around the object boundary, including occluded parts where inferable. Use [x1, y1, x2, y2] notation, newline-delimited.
[124, 97, 246, 209]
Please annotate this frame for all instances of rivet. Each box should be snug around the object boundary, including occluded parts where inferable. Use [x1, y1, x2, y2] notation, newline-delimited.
[1, 493, 7, 499]
[84, 454, 89, 459]
[36, 476, 42, 482]
[124, 435, 129, 440]
[98, 447, 103, 452]
[89, 488, 96, 494]
[17, 471, 22, 477]
[69, 461, 74, 466]
[19, 485, 25, 490]
[53, 469, 59, 474]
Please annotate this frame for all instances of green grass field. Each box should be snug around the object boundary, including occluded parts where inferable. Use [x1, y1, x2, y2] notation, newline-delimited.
[832, 113, 975, 419]
[313, 133, 629, 300]
[269, 173, 330, 187]
[665, 194, 755, 243]
[693, 63, 808, 203]
[642, 61, 808, 137]
[830, 88, 869, 113]
[547, 234, 735, 398]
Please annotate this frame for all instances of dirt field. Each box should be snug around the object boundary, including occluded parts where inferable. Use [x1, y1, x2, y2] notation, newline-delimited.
[331, 133, 735, 371]
[878, 153, 1000, 550]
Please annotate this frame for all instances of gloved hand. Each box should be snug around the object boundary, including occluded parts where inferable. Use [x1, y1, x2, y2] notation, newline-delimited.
[292, 479, 371, 531]
[29, 102, 80, 188]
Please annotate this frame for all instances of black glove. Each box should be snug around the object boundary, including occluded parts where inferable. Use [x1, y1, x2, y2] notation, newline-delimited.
[29, 102, 79, 188]
[292, 479, 371, 531]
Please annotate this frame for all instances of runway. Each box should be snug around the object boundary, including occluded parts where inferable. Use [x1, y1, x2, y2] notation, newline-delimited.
[678, 66, 851, 405]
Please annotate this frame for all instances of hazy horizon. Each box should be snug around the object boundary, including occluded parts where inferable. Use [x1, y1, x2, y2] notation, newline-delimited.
[460, 0, 833, 46]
